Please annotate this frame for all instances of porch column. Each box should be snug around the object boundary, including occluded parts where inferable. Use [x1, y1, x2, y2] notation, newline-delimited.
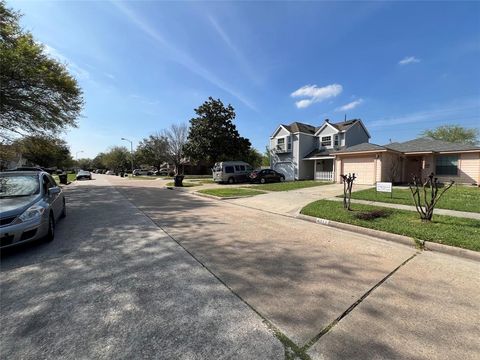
[313, 160, 317, 181]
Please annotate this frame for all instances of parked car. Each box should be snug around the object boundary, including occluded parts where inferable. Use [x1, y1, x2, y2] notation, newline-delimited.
[154, 168, 169, 176]
[250, 169, 285, 184]
[76, 170, 92, 180]
[133, 169, 154, 176]
[105, 170, 114, 175]
[213, 161, 253, 184]
[0, 170, 66, 249]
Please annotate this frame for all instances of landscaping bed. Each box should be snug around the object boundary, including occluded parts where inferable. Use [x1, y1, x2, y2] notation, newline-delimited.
[198, 188, 266, 198]
[347, 186, 480, 213]
[301, 199, 480, 251]
[247, 180, 332, 192]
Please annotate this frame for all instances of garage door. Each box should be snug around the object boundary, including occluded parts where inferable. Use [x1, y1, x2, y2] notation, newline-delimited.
[342, 157, 375, 184]
[274, 162, 294, 181]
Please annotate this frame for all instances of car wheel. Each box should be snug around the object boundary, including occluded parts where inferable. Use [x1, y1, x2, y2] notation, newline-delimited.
[280, 176, 285, 182]
[45, 214, 55, 242]
[228, 177, 235, 184]
[260, 178, 266, 184]
[60, 199, 66, 218]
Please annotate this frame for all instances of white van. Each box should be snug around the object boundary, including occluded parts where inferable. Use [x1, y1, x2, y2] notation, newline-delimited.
[213, 161, 253, 184]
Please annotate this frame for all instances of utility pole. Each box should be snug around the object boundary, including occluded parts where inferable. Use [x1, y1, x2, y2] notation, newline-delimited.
[121, 137, 134, 177]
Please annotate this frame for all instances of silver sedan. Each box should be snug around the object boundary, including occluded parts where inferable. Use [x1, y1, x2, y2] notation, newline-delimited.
[0, 170, 66, 249]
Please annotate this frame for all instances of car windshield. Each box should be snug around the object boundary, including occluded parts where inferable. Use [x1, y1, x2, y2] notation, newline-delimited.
[78, 170, 89, 175]
[0, 175, 40, 198]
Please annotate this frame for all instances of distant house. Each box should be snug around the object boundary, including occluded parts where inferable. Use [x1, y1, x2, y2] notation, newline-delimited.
[270, 119, 480, 185]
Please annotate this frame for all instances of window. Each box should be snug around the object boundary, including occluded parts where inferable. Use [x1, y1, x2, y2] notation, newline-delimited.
[277, 137, 285, 151]
[287, 136, 292, 150]
[235, 165, 246, 171]
[321, 136, 331, 147]
[334, 135, 339, 146]
[225, 166, 234, 173]
[435, 156, 458, 175]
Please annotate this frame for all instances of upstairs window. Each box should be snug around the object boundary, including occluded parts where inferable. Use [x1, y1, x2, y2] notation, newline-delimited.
[435, 156, 458, 175]
[334, 135, 339, 146]
[321, 136, 331, 147]
[277, 137, 285, 150]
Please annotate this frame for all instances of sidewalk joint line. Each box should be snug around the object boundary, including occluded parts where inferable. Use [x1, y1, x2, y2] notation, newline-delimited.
[300, 252, 419, 352]
[114, 187, 311, 360]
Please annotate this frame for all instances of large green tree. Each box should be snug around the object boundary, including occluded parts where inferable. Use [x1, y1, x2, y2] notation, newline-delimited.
[421, 125, 479, 145]
[0, 1, 83, 140]
[103, 146, 130, 172]
[16, 135, 73, 168]
[183, 97, 251, 165]
[135, 132, 169, 170]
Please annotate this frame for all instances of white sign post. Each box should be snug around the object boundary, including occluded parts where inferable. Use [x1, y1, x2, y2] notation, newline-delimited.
[376, 182, 393, 198]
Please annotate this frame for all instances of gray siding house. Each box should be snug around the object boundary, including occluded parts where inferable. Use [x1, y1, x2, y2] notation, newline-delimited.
[270, 119, 370, 181]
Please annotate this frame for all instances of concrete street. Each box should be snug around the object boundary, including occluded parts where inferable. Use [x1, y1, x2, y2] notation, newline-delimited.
[1, 174, 479, 359]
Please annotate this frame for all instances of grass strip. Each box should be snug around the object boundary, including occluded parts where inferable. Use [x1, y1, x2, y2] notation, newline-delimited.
[301, 199, 480, 251]
[346, 186, 480, 213]
[198, 188, 266, 198]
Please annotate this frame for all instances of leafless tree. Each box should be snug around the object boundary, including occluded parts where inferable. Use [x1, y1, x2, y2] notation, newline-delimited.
[340, 173, 356, 210]
[162, 123, 188, 175]
[409, 173, 454, 222]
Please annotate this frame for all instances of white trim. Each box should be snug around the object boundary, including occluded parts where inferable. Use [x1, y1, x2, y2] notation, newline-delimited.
[335, 149, 387, 155]
[270, 125, 291, 138]
[292, 132, 316, 137]
[438, 150, 480, 154]
[305, 156, 335, 160]
[314, 122, 339, 136]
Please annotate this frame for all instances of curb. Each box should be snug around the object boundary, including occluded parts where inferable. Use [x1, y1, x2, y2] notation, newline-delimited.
[193, 192, 250, 200]
[296, 213, 480, 262]
[423, 241, 480, 262]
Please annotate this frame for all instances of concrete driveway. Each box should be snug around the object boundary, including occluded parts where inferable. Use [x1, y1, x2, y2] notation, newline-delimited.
[1, 175, 479, 359]
[228, 183, 371, 215]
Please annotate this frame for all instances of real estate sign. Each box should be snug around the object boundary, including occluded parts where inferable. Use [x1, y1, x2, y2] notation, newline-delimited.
[376, 182, 392, 193]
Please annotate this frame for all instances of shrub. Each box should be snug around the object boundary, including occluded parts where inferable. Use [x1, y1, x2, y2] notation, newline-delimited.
[355, 209, 392, 221]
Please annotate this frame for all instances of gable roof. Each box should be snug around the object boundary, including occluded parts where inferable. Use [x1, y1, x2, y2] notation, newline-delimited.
[314, 119, 371, 138]
[384, 137, 480, 153]
[281, 122, 316, 134]
[333, 143, 387, 154]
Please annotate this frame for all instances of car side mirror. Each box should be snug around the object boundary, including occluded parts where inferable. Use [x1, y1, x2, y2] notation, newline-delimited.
[49, 187, 61, 195]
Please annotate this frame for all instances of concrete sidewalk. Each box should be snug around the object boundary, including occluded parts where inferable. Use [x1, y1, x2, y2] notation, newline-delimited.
[327, 196, 480, 220]
[0, 176, 283, 359]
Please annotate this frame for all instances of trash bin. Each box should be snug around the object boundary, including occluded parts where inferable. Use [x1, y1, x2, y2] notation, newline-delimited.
[58, 173, 68, 185]
[174, 175, 184, 187]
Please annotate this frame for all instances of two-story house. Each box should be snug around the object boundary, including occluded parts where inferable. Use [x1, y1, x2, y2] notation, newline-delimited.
[270, 119, 370, 182]
[270, 118, 480, 185]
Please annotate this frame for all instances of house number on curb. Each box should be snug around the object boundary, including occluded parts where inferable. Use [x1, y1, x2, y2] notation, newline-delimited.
[316, 218, 330, 225]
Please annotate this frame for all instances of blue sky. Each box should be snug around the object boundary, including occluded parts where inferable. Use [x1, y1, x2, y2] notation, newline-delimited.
[10, 1, 480, 158]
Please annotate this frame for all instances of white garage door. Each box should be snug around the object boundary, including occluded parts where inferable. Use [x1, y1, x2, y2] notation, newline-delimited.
[274, 162, 294, 181]
[342, 157, 375, 185]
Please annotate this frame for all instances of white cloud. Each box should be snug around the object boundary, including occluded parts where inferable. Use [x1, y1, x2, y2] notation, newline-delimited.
[291, 84, 343, 109]
[398, 56, 420, 65]
[335, 98, 364, 112]
[43, 44, 90, 80]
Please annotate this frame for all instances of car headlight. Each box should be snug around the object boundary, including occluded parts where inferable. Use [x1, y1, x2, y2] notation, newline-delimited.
[18, 204, 46, 222]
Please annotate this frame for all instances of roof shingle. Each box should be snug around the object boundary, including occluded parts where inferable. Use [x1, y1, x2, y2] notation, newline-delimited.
[384, 137, 480, 153]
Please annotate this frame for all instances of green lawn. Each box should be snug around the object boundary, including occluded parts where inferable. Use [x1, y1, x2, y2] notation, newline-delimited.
[129, 175, 160, 180]
[198, 188, 266, 198]
[163, 175, 212, 180]
[301, 200, 480, 251]
[53, 173, 77, 184]
[246, 180, 332, 192]
[347, 186, 480, 213]
[189, 179, 215, 184]
[166, 181, 201, 187]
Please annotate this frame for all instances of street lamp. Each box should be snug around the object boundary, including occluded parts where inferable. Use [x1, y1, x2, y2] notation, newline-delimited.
[75, 150, 84, 171]
[121, 137, 134, 177]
